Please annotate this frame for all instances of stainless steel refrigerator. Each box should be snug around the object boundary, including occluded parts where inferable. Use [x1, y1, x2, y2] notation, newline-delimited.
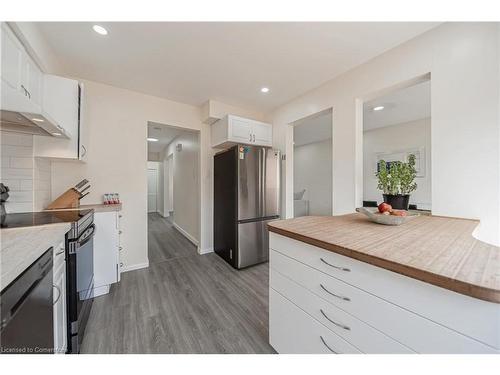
[214, 145, 281, 269]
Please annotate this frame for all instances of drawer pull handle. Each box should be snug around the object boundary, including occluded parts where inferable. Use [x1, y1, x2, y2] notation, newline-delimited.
[55, 250, 65, 256]
[320, 335, 338, 353]
[320, 309, 351, 331]
[320, 258, 350, 272]
[320, 284, 351, 301]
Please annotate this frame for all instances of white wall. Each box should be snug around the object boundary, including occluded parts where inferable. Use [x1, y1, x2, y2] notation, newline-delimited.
[51, 79, 212, 270]
[294, 139, 332, 216]
[161, 131, 200, 244]
[363, 118, 431, 209]
[270, 23, 500, 246]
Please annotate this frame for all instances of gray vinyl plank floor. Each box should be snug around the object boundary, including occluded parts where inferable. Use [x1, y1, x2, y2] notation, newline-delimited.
[80, 213, 275, 354]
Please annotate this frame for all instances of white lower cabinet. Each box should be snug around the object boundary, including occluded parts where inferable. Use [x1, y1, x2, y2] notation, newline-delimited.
[53, 242, 67, 354]
[91, 211, 121, 297]
[270, 289, 361, 354]
[269, 233, 500, 354]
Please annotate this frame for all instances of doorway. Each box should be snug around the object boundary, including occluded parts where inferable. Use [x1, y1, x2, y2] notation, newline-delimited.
[147, 122, 201, 264]
[361, 77, 431, 211]
[291, 109, 333, 217]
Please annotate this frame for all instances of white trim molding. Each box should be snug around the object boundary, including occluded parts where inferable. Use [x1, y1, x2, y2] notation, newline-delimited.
[173, 222, 199, 247]
[121, 261, 149, 273]
[198, 247, 214, 255]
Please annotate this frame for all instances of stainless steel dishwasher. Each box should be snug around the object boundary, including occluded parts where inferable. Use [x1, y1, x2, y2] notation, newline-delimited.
[0, 248, 54, 354]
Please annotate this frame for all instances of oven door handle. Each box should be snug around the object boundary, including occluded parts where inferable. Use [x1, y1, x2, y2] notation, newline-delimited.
[77, 224, 96, 248]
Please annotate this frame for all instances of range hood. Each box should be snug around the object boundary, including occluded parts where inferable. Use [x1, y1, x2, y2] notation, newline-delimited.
[0, 110, 69, 138]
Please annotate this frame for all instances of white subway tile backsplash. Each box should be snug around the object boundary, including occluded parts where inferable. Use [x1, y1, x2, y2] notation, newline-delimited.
[1, 168, 33, 179]
[1, 179, 21, 190]
[9, 157, 34, 169]
[5, 201, 33, 213]
[1, 131, 52, 213]
[20, 179, 34, 191]
[1, 132, 33, 147]
[34, 158, 51, 172]
[8, 191, 33, 202]
[35, 179, 50, 191]
[1, 145, 33, 158]
[35, 170, 51, 182]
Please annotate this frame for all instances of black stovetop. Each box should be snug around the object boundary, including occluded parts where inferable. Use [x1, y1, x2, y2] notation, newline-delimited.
[0, 209, 93, 229]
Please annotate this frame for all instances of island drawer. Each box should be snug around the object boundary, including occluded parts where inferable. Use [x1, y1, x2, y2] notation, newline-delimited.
[270, 232, 500, 350]
[270, 249, 498, 353]
[269, 288, 361, 354]
[271, 266, 414, 353]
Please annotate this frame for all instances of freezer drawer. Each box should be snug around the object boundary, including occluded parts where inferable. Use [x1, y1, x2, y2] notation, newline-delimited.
[237, 218, 277, 269]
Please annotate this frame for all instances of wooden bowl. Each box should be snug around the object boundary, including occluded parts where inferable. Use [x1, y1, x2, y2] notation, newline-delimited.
[356, 207, 419, 226]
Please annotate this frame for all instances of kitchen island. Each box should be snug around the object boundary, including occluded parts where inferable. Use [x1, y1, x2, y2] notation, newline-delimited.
[268, 214, 500, 354]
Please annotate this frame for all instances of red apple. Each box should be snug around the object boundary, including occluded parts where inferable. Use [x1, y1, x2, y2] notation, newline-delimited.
[378, 202, 392, 213]
[390, 210, 408, 217]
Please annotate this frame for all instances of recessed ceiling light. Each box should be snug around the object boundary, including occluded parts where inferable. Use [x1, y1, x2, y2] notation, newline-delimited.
[373, 106, 385, 111]
[260, 87, 270, 93]
[31, 118, 44, 122]
[52, 132, 62, 136]
[92, 25, 108, 35]
[147, 137, 159, 142]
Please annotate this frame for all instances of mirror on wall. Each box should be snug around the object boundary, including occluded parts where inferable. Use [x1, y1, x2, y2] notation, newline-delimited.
[292, 109, 333, 217]
[362, 80, 431, 211]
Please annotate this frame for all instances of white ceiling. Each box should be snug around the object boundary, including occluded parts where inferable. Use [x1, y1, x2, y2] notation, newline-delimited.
[147, 122, 188, 153]
[34, 22, 439, 113]
[363, 80, 431, 131]
[293, 110, 332, 147]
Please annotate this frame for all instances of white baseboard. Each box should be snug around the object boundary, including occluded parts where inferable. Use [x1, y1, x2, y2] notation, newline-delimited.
[121, 261, 149, 273]
[89, 285, 110, 298]
[198, 247, 214, 255]
[173, 222, 199, 247]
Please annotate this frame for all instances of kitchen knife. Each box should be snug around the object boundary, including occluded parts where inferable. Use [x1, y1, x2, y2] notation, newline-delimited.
[79, 192, 89, 200]
[74, 179, 88, 190]
[79, 185, 91, 195]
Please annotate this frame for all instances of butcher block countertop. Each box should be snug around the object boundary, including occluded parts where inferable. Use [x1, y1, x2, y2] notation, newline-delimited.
[46, 203, 122, 213]
[268, 214, 500, 303]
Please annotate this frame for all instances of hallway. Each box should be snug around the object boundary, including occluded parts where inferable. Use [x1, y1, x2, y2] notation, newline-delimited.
[80, 214, 274, 354]
[148, 213, 197, 264]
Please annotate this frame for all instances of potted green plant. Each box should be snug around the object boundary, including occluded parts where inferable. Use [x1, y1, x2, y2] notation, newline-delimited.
[376, 154, 417, 210]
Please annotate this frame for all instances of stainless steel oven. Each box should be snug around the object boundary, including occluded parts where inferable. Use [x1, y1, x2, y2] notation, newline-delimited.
[66, 210, 94, 353]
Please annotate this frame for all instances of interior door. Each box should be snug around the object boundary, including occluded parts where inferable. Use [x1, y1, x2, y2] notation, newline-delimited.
[147, 168, 158, 213]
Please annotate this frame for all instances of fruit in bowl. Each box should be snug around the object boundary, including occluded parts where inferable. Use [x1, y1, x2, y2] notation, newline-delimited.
[378, 202, 392, 214]
[390, 210, 408, 217]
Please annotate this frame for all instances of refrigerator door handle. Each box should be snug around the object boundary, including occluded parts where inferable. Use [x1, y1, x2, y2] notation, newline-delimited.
[258, 148, 263, 217]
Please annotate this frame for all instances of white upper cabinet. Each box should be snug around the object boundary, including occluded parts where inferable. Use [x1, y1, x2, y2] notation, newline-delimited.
[212, 115, 273, 148]
[1, 23, 42, 114]
[34, 78, 86, 161]
[1, 23, 86, 161]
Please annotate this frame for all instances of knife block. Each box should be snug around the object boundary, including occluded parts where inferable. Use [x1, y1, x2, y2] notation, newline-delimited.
[47, 189, 81, 209]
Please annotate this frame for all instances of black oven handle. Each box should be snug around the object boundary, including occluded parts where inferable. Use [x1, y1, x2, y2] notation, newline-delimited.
[77, 224, 96, 248]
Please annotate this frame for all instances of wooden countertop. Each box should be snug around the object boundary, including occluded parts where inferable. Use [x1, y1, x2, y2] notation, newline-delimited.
[268, 214, 500, 303]
[45, 203, 122, 213]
